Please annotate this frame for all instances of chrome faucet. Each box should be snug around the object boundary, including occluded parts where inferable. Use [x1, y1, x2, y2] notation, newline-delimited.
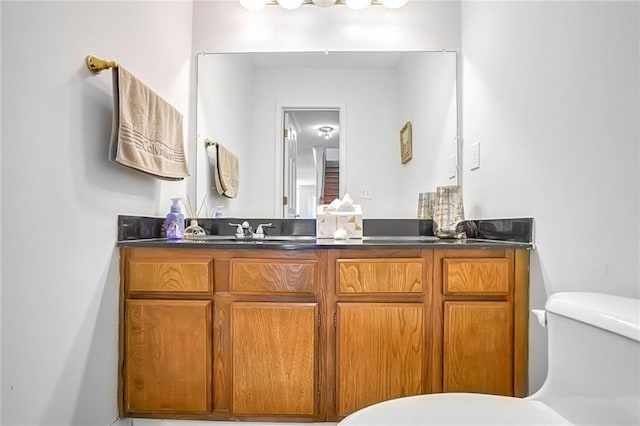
[229, 221, 253, 238]
[228, 221, 273, 239]
[254, 223, 273, 239]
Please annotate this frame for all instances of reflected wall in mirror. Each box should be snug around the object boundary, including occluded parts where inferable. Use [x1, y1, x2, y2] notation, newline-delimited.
[196, 51, 458, 219]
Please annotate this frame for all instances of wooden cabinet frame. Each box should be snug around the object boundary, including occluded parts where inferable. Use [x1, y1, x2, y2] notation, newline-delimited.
[119, 246, 530, 421]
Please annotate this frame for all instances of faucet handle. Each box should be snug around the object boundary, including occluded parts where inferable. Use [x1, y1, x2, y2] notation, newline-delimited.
[255, 223, 274, 238]
[228, 222, 244, 237]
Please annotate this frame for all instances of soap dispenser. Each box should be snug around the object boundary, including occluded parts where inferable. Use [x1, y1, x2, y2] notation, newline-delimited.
[165, 198, 185, 240]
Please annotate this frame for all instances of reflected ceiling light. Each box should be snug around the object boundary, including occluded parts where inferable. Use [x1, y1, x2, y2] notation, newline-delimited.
[277, 0, 304, 9]
[318, 126, 335, 139]
[312, 0, 337, 6]
[241, 0, 407, 11]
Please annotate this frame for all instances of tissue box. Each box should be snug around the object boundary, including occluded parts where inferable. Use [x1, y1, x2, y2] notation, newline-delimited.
[316, 205, 363, 239]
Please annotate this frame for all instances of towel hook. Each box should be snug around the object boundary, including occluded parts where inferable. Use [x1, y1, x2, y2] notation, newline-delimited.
[85, 55, 118, 75]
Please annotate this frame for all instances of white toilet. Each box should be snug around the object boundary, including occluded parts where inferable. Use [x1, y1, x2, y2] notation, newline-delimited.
[339, 292, 640, 425]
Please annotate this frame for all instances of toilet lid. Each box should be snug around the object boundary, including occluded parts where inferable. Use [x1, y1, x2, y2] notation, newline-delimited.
[339, 393, 573, 426]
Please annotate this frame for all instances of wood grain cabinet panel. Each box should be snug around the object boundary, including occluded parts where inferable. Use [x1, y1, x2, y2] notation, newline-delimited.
[338, 259, 423, 294]
[119, 247, 529, 421]
[230, 259, 317, 295]
[336, 303, 424, 417]
[443, 301, 513, 396]
[231, 302, 317, 416]
[444, 258, 509, 296]
[129, 260, 212, 293]
[125, 299, 211, 413]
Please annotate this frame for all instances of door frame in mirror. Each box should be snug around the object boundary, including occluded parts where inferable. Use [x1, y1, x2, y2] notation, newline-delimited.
[274, 102, 347, 217]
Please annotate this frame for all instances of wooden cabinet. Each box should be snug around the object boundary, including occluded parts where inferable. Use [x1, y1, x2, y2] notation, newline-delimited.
[125, 299, 211, 413]
[231, 302, 318, 416]
[329, 250, 431, 419]
[336, 303, 424, 416]
[443, 301, 513, 395]
[432, 249, 529, 398]
[119, 245, 529, 422]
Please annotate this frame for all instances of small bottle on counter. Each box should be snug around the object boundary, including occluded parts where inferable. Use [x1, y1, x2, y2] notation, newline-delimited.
[165, 198, 185, 239]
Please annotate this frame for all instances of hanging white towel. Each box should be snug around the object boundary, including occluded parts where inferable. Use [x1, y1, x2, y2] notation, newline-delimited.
[206, 141, 239, 199]
[109, 66, 189, 180]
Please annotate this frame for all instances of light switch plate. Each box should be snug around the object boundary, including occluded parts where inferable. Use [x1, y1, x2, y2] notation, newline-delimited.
[359, 185, 372, 199]
[448, 154, 457, 179]
[471, 142, 480, 170]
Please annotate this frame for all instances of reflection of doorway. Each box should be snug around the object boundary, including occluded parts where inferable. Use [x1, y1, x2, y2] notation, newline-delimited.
[282, 109, 340, 218]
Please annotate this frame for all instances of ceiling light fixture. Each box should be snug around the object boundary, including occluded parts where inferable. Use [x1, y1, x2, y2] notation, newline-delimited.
[318, 126, 335, 140]
[241, 0, 408, 11]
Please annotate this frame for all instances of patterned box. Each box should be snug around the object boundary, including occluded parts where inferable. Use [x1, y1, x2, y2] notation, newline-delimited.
[316, 205, 363, 239]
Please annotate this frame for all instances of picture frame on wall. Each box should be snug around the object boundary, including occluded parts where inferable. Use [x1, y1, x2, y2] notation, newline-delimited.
[400, 121, 412, 164]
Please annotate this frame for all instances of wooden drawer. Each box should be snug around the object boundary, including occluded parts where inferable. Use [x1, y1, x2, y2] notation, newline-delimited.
[443, 258, 510, 296]
[230, 258, 317, 295]
[338, 258, 423, 294]
[128, 260, 212, 293]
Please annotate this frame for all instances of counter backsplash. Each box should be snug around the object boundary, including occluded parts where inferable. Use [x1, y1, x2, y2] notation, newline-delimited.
[117, 216, 533, 244]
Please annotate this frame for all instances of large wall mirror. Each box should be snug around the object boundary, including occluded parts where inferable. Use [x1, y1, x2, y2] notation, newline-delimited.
[196, 51, 458, 219]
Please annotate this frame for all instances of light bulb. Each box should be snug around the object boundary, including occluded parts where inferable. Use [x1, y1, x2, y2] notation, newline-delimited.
[346, 0, 372, 9]
[240, 0, 268, 11]
[382, 0, 408, 8]
[277, 0, 304, 9]
[312, 0, 337, 6]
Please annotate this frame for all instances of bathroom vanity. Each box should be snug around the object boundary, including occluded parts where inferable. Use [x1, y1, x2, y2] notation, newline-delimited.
[118, 237, 530, 422]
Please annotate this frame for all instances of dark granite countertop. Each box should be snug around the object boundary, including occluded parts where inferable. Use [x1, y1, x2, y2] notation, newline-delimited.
[117, 236, 532, 250]
[116, 216, 534, 250]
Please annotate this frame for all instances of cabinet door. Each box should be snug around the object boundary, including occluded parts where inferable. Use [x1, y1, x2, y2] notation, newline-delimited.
[231, 302, 317, 416]
[125, 299, 211, 413]
[443, 301, 513, 395]
[336, 303, 424, 417]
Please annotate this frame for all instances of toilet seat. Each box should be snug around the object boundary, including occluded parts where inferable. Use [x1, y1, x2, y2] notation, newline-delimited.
[338, 393, 572, 426]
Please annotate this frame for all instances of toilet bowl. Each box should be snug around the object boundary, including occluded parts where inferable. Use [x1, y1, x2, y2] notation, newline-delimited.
[339, 292, 640, 426]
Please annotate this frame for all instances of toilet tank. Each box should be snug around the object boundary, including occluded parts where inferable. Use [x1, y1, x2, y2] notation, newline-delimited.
[529, 292, 640, 425]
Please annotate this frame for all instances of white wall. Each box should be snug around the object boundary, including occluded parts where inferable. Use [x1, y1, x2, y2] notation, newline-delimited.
[461, 1, 640, 393]
[197, 59, 400, 218]
[1, 1, 193, 425]
[397, 52, 458, 215]
[252, 67, 399, 217]
[197, 54, 253, 217]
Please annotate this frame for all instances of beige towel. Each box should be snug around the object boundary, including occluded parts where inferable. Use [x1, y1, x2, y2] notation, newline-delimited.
[110, 66, 189, 180]
[206, 142, 239, 198]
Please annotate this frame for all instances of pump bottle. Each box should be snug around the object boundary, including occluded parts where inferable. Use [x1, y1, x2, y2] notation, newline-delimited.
[165, 198, 185, 239]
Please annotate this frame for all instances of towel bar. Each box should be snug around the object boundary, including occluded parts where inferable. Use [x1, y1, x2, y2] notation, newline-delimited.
[204, 139, 218, 148]
[85, 55, 117, 74]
